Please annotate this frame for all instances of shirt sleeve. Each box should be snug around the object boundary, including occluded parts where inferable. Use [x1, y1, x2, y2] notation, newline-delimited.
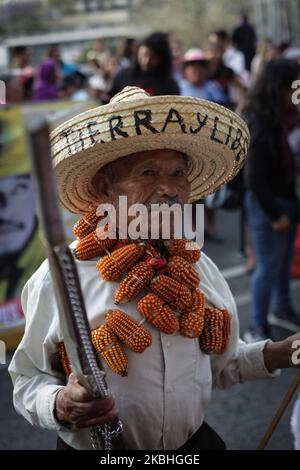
[8, 262, 69, 432]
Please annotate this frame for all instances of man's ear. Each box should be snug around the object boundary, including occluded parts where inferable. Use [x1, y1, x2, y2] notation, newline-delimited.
[92, 172, 114, 202]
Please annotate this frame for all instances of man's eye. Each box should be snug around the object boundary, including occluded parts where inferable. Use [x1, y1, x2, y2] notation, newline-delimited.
[173, 170, 185, 177]
[142, 170, 156, 176]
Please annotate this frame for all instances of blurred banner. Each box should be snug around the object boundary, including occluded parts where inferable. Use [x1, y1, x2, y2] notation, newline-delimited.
[0, 100, 97, 350]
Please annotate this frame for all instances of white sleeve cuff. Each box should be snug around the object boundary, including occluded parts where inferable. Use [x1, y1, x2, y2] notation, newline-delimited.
[238, 339, 281, 382]
[35, 384, 71, 431]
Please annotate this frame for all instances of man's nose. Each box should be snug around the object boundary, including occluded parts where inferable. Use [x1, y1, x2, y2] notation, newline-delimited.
[155, 177, 179, 198]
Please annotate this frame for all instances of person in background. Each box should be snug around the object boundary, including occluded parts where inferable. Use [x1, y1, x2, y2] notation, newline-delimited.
[109, 32, 179, 98]
[206, 41, 235, 108]
[250, 38, 275, 81]
[33, 57, 60, 102]
[46, 46, 77, 79]
[243, 59, 300, 342]
[10, 46, 35, 101]
[116, 37, 138, 69]
[179, 48, 228, 105]
[169, 35, 184, 82]
[232, 14, 256, 71]
[208, 30, 249, 112]
[86, 39, 109, 71]
[59, 72, 89, 102]
[210, 30, 246, 77]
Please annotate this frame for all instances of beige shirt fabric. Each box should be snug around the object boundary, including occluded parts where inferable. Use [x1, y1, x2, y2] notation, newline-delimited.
[9, 246, 279, 450]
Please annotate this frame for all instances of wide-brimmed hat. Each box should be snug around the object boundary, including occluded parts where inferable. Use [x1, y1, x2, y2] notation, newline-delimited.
[51, 86, 249, 214]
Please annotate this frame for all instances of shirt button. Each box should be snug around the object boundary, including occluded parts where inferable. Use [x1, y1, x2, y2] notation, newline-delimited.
[166, 341, 171, 348]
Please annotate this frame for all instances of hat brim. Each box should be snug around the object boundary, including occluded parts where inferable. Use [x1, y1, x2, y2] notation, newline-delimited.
[51, 95, 249, 214]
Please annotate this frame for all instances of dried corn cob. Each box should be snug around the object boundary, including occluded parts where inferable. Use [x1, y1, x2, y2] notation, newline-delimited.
[150, 275, 192, 310]
[73, 225, 116, 260]
[73, 207, 101, 239]
[137, 293, 179, 334]
[97, 242, 145, 281]
[199, 307, 231, 354]
[57, 341, 72, 377]
[115, 262, 155, 304]
[91, 324, 128, 376]
[180, 290, 205, 338]
[106, 309, 152, 353]
[165, 239, 201, 263]
[166, 256, 200, 289]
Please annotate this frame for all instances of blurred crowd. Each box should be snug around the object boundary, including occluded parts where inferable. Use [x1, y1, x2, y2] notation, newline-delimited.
[2, 15, 297, 110]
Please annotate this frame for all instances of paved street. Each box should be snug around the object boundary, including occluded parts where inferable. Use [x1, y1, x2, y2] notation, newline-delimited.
[0, 208, 299, 450]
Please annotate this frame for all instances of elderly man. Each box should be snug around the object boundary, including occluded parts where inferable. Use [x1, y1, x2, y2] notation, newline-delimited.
[9, 87, 300, 450]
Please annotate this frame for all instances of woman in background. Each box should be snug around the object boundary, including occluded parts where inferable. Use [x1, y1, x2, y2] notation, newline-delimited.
[243, 59, 300, 342]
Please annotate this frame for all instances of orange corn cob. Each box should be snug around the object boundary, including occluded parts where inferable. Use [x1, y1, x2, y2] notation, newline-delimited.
[73, 225, 116, 260]
[137, 293, 179, 334]
[106, 309, 152, 353]
[180, 290, 205, 338]
[115, 262, 155, 304]
[199, 307, 231, 354]
[97, 243, 146, 281]
[91, 324, 128, 376]
[166, 256, 200, 289]
[57, 341, 72, 377]
[73, 207, 101, 239]
[165, 239, 201, 263]
[150, 275, 192, 310]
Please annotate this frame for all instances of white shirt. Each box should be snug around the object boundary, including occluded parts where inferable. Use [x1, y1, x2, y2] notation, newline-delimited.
[223, 47, 245, 75]
[8, 245, 278, 450]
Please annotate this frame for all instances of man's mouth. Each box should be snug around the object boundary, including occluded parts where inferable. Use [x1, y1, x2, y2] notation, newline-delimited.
[145, 199, 184, 210]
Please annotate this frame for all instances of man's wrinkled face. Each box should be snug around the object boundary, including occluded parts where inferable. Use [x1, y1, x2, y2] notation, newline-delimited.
[92, 149, 191, 239]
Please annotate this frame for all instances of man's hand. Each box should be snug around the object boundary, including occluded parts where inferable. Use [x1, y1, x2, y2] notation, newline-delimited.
[263, 333, 300, 372]
[55, 373, 118, 429]
[271, 214, 290, 232]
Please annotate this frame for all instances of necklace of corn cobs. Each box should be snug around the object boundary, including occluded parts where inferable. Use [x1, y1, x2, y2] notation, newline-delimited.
[58, 208, 231, 378]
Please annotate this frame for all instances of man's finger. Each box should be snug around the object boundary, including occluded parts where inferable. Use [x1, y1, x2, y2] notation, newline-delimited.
[68, 375, 94, 402]
[75, 407, 119, 429]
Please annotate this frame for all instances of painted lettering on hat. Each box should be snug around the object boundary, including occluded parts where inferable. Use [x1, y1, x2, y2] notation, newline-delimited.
[87, 120, 100, 145]
[210, 116, 224, 144]
[224, 119, 233, 145]
[109, 115, 129, 140]
[161, 108, 187, 134]
[59, 129, 73, 155]
[189, 112, 208, 134]
[134, 109, 159, 135]
[234, 134, 249, 162]
[231, 128, 242, 151]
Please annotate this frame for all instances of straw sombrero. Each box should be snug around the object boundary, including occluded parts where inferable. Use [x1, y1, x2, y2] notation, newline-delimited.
[51, 86, 249, 214]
